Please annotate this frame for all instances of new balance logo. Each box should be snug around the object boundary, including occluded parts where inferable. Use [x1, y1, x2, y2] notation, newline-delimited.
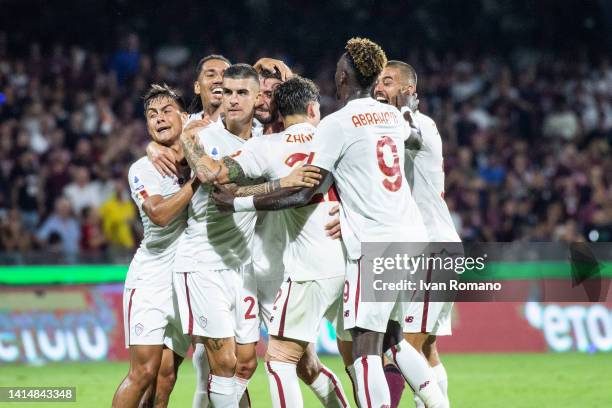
[419, 381, 430, 391]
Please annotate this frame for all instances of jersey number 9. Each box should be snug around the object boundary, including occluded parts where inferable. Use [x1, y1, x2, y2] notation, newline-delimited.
[376, 136, 402, 192]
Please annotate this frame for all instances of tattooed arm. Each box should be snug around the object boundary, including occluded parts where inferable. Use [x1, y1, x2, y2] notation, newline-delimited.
[213, 169, 331, 211]
[180, 120, 224, 183]
[223, 179, 283, 197]
[180, 121, 322, 194]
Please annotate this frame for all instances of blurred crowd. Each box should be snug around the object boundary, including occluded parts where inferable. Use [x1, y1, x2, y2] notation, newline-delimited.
[0, 32, 611, 264]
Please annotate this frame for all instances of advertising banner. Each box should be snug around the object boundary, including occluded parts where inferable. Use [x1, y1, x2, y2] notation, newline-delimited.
[1, 283, 611, 365]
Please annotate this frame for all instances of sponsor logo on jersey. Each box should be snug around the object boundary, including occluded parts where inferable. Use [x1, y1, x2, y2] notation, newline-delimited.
[419, 381, 430, 391]
[135, 323, 144, 336]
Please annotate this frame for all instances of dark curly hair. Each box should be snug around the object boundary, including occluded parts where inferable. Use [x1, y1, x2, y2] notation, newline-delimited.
[345, 37, 387, 88]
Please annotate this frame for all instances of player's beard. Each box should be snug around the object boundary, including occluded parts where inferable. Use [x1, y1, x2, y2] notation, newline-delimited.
[255, 108, 278, 124]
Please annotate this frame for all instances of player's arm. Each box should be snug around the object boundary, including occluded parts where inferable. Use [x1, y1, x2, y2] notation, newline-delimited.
[142, 177, 200, 227]
[180, 122, 320, 191]
[179, 120, 225, 184]
[212, 168, 331, 212]
[404, 117, 423, 151]
[397, 93, 423, 151]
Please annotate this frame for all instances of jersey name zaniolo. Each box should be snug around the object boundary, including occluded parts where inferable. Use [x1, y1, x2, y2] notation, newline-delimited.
[234, 122, 346, 281]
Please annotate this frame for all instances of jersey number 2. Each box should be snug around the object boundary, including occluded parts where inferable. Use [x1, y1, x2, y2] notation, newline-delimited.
[244, 296, 256, 319]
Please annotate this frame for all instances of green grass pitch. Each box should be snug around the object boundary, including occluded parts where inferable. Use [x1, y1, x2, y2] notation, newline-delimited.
[2, 353, 611, 407]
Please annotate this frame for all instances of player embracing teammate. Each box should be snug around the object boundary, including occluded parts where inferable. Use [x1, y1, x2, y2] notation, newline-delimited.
[118, 39, 458, 408]
[214, 38, 449, 408]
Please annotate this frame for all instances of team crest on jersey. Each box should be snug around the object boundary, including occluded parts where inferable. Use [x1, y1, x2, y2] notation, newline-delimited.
[135, 323, 144, 336]
[198, 316, 208, 328]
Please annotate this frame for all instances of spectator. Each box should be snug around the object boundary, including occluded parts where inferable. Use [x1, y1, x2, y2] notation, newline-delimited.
[0, 36, 610, 263]
[11, 150, 43, 231]
[80, 206, 106, 255]
[110, 33, 141, 85]
[98, 179, 136, 250]
[36, 197, 80, 262]
[0, 208, 32, 254]
[543, 94, 581, 141]
[63, 164, 102, 215]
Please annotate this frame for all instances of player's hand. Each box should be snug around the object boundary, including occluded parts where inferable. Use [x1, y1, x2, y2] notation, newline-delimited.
[147, 142, 177, 177]
[211, 185, 236, 212]
[281, 164, 322, 188]
[254, 58, 293, 81]
[397, 92, 419, 115]
[181, 119, 213, 145]
[325, 204, 342, 240]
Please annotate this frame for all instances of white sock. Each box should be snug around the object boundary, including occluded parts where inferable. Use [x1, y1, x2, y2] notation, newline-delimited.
[265, 361, 303, 408]
[308, 365, 350, 407]
[192, 343, 210, 408]
[208, 375, 237, 408]
[352, 355, 390, 408]
[385, 340, 448, 408]
[433, 363, 449, 400]
[234, 376, 250, 407]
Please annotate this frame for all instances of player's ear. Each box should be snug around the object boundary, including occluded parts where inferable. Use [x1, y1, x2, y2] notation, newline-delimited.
[194, 81, 200, 95]
[401, 84, 414, 95]
[340, 70, 348, 85]
[306, 102, 315, 119]
[180, 112, 189, 125]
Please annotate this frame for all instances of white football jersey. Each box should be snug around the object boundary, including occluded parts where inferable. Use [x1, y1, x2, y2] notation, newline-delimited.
[311, 97, 427, 260]
[188, 112, 263, 137]
[173, 124, 257, 272]
[406, 111, 460, 242]
[126, 157, 188, 288]
[234, 122, 346, 281]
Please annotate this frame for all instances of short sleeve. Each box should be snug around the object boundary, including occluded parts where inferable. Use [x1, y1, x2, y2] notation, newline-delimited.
[310, 117, 345, 171]
[128, 160, 163, 209]
[232, 136, 270, 179]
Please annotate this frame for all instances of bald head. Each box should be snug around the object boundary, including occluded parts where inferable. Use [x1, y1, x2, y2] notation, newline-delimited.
[386, 60, 417, 87]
